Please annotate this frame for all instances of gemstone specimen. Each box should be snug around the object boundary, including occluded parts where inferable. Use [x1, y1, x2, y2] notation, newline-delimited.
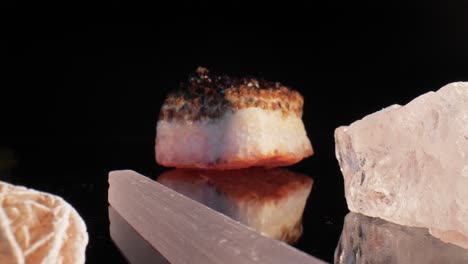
[155, 67, 313, 169]
[335, 82, 468, 249]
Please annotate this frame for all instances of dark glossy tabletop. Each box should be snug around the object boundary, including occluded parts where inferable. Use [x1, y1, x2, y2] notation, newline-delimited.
[0, 141, 348, 263]
[3, 6, 468, 263]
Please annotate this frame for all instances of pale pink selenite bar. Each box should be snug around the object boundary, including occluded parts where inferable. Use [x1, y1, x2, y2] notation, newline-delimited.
[108, 170, 325, 264]
[109, 206, 169, 264]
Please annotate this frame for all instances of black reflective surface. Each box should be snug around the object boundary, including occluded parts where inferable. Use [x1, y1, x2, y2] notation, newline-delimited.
[0, 144, 346, 263]
[335, 213, 468, 264]
[4, 8, 468, 263]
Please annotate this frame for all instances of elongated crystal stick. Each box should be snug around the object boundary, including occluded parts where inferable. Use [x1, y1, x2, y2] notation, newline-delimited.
[108, 170, 325, 264]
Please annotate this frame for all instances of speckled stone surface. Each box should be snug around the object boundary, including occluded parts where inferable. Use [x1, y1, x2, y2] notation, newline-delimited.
[159, 67, 304, 122]
[155, 68, 313, 169]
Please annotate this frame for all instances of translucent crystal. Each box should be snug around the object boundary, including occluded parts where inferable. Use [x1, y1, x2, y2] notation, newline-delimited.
[108, 170, 325, 264]
[109, 206, 169, 264]
[335, 212, 468, 264]
[335, 82, 468, 249]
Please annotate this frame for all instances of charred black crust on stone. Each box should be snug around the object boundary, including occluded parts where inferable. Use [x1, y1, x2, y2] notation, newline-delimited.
[159, 67, 304, 122]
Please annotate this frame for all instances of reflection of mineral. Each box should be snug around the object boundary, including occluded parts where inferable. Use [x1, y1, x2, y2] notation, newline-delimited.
[155, 67, 313, 169]
[0, 181, 88, 264]
[335, 212, 468, 264]
[335, 82, 468, 249]
[157, 168, 313, 244]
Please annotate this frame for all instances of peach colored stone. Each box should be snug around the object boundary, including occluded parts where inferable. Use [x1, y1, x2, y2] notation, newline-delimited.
[0, 181, 88, 264]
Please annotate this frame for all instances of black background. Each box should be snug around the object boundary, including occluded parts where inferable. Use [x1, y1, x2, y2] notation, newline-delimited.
[3, 4, 468, 263]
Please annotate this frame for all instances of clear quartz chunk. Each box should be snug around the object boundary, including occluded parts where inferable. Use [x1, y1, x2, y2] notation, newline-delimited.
[335, 212, 468, 264]
[335, 82, 468, 249]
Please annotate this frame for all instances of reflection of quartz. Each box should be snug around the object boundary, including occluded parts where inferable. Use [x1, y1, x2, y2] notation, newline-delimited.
[109, 206, 169, 264]
[334, 212, 468, 264]
[157, 168, 313, 244]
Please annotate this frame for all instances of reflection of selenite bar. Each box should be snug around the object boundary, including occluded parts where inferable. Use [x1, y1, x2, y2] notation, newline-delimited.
[109, 170, 325, 264]
[109, 206, 169, 264]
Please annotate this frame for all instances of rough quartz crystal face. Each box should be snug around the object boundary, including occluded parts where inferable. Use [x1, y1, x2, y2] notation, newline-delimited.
[334, 212, 468, 264]
[335, 82, 468, 249]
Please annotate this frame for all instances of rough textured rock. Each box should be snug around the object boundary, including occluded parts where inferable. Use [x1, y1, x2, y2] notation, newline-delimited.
[155, 67, 313, 169]
[0, 181, 88, 264]
[335, 82, 468, 249]
[334, 212, 468, 264]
